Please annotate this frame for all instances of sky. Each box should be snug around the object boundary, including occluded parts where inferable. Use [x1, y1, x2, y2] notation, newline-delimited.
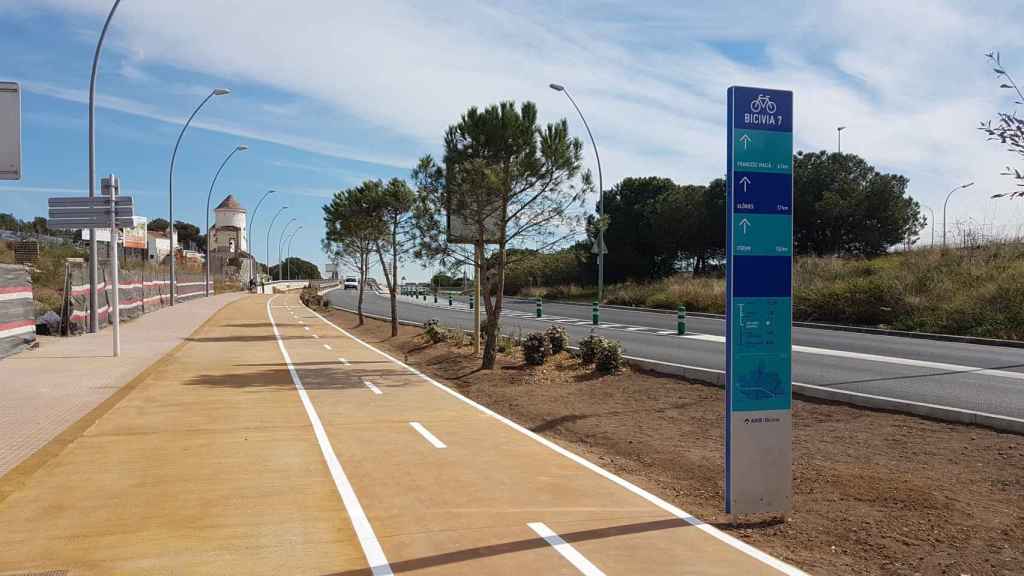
[1, 0, 1023, 281]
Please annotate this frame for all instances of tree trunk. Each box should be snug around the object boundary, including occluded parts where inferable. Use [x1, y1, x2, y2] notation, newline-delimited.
[391, 243, 399, 337]
[480, 242, 507, 370]
[357, 250, 366, 325]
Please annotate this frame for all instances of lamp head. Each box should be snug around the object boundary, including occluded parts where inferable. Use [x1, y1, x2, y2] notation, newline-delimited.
[963, 182, 975, 189]
[837, 126, 846, 132]
[549, 83, 565, 92]
[237, 145, 249, 151]
[213, 88, 232, 96]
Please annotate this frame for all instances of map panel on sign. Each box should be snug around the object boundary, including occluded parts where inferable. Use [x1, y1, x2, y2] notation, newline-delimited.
[731, 297, 791, 412]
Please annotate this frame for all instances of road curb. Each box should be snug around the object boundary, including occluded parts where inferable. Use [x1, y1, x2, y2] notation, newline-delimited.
[509, 297, 1024, 349]
[329, 304, 1024, 436]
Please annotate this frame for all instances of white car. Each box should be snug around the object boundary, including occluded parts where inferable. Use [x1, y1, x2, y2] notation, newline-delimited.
[343, 277, 359, 290]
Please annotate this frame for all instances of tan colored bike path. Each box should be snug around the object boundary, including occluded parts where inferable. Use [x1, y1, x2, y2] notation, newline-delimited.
[0, 293, 806, 575]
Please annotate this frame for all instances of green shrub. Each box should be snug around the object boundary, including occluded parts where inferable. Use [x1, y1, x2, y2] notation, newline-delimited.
[595, 338, 626, 373]
[545, 325, 569, 354]
[522, 331, 551, 365]
[299, 287, 323, 309]
[578, 334, 604, 365]
[424, 319, 448, 343]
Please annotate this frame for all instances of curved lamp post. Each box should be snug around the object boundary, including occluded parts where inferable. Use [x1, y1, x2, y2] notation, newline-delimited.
[247, 189, 275, 286]
[837, 126, 846, 154]
[942, 182, 975, 249]
[550, 82, 605, 303]
[204, 144, 248, 296]
[168, 87, 231, 305]
[86, 0, 123, 332]
[285, 226, 303, 280]
[265, 206, 288, 287]
[922, 205, 935, 247]
[277, 218, 298, 281]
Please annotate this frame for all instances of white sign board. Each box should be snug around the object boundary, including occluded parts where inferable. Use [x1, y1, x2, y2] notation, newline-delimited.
[0, 82, 20, 180]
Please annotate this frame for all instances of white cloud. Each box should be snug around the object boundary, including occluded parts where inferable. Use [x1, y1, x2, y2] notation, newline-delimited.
[19, 0, 1024, 237]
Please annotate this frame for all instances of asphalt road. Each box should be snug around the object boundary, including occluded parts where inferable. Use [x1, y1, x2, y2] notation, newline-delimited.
[327, 289, 1024, 421]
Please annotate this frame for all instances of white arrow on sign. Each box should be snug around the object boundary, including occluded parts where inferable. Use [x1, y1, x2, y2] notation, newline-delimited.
[739, 134, 751, 150]
[739, 218, 751, 234]
[739, 176, 751, 192]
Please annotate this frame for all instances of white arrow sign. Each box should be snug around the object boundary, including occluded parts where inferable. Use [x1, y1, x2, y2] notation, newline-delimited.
[738, 176, 751, 192]
[739, 134, 751, 150]
[739, 218, 751, 234]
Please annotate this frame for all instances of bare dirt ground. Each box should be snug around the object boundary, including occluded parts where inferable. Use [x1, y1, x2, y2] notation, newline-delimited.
[324, 308, 1024, 576]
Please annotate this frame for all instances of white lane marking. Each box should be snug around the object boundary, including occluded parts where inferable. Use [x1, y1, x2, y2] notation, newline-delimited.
[307, 305, 807, 576]
[324, 344, 332, 350]
[409, 421, 447, 448]
[312, 334, 320, 339]
[266, 296, 393, 576]
[528, 522, 606, 576]
[304, 326, 310, 331]
[624, 326, 649, 332]
[338, 357, 350, 366]
[656, 330, 676, 335]
[363, 379, 383, 395]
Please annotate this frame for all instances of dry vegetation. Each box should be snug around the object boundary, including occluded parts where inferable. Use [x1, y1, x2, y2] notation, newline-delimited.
[520, 243, 1024, 340]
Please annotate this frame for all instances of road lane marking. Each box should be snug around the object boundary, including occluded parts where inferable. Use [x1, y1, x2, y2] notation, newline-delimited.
[304, 326, 310, 331]
[363, 379, 382, 395]
[324, 344, 332, 350]
[528, 522, 606, 576]
[308, 303, 808, 576]
[409, 422, 446, 448]
[266, 296, 393, 576]
[312, 334, 320, 339]
[338, 357, 350, 366]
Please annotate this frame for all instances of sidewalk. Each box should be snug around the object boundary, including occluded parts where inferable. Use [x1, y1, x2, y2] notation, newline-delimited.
[0, 292, 245, 479]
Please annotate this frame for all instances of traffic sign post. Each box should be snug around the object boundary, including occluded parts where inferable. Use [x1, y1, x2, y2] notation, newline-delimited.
[725, 86, 793, 517]
[0, 82, 21, 180]
[48, 179, 133, 358]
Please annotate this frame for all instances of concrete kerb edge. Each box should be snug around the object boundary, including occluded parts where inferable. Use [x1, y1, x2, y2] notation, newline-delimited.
[329, 304, 1024, 436]
[512, 297, 1024, 349]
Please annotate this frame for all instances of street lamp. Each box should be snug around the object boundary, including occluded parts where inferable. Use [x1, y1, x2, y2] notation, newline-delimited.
[277, 218, 298, 281]
[922, 205, 936, 247]
[550, 82, 605, 302]
[286, 226, 303, 280]
[204, 144, 248, 296]
[168, 87, 231, 305]
[265, 206, 288, 288]
[247, 189, 275, 286]
[942, 181, 975, 249]
[86, 0, 123, 333]
[837, 126, 846, 154]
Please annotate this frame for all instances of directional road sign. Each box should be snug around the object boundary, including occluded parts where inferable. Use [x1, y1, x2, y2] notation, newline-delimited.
[725, 86, 793, 517]
[48, 196, 136, 229]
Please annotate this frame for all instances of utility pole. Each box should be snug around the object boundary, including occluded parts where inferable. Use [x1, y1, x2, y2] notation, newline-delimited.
[837, 126, 846, 154]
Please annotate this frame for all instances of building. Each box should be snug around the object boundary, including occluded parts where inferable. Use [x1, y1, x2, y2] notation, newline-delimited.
[209, 195, 247, 254]
[147, 230, 175, 263]
[208, 194, 253, 286]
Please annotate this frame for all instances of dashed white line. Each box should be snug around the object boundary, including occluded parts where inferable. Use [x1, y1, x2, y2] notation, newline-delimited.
[338, 357, 350, 366]
[266, 296, 393, 575]
[323, 344, 332, 350]
[312, 334, 320, 339]
[363, 379, 383, 395]
[528, 522, 606, 576]
[304, 326, 310, 331]
[409, 421, 446, 448]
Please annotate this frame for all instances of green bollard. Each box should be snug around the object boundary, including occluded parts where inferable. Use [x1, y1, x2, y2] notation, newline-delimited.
[448, 293, 453, 306]
[536, 298, 543, 318]
[677, 305, 687, 335]
[434, 293, 438, 304]
[592, 300, 599, 326]
[469, 295, 474, 310]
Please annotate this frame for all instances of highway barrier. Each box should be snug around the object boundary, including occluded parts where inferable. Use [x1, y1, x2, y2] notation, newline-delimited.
[0, 264, 35, 359]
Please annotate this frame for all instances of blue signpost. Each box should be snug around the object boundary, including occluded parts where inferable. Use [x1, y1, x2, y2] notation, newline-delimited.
[725, 86, 793, 516]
